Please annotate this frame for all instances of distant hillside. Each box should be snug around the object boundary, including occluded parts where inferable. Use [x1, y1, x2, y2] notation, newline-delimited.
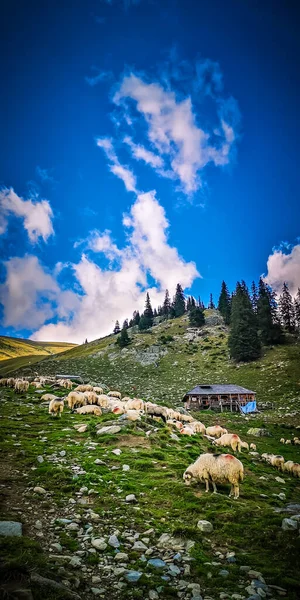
[0, 335, 76, 362]
[13, 310, 300, 415]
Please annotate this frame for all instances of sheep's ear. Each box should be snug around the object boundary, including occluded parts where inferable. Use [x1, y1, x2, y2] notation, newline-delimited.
[184, 471, 192, 480]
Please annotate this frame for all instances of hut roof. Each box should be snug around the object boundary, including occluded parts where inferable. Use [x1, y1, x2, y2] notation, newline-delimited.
[183, 384, 256, 398]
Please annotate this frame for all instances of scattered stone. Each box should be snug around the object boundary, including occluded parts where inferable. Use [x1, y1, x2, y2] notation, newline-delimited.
[92, 538, 108, 551]
[91, 588, 102, 596]
[114, 552, 129, 562]
[197, 520, 213, 533]
[0, 521, 22, 537]
[148, 558, 166, 569]
[37, 456, 44, 463]
[281, 518, 298, 531]
[33, 486, 47, 495]
[123, 464, 130, 471]
[34, 520, 43, 530]
[69, 556, 82, 568]
[132, 540, 148, 551]
[108, 535, 120, 548]
[275, 477, 285, 484]
[51, 543, 63, 552]
[94, 459, 106, 465]
[247, 428, 270, 437]
[125, 494, 137, 503]
[219, 569, 229, 577]
[125, 570, 142, 583]
[112, 448, 122, 455]
[77, 425, 88, 433]
[66, 522, 79, 531]
[96, 425, 121, 435]
[30, 574, 80, 599]
[149, 591, 159, 600]
[278, 493, 286, 501]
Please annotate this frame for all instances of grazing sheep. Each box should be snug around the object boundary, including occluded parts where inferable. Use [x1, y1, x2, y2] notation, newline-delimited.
[180, 426, 195, 436]
[49, 398, 64, 417]
[14, 379, 30, 393]
[262, 453, 285, 470]
[250, 443, 257, 451]
[206, 425, 228, 438]
[293, 437, 300, 445]
[240, 441, 249, 452]
[183, 453, 244, 499]
[108, 390, 122, 399]
[189, 421, 206, 434]
[74, 384, 93, 392]
[75, 405, 102, 416]
[7, 378, 16, 388]
[285, 439, 292, 445]
[83, 391, 98, 405]
[122, 410, 141, 421]
[214, 433, 242, 453]
[41, 393, 58, 402]
[67, 391, 86, 410]
[166, 419, 183, 430]
[125, 398, 145, 411]
[179, 413, 195, 424]
[283, 460, 295, 474]
[144, 403, 167, 421]
[292, 463, 300, 478]
[97, 394, 110, 408]
[280, 438, 285, 444]
[58, 379, 73, 390]
[111, 404, 126, 415]
[93, 387, 103, 394]
[31, 381, 43, 389]
[0, 378, 8, 386]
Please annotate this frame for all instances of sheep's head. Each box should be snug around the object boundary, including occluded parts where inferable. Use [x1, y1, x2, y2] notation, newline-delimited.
[183, 470, 193, 485]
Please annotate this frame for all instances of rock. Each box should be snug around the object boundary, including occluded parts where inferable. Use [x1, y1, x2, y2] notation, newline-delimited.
[148, 558, 166, 569]
[77, 425, 88, 433]
[66, 523, 79, 531]
[56, 518, 72, 525]
[108, 535, 120, 548]
[33, 486, 47, 495]
[92, 577, 101, 584]
[123, 464, 130, 471]
[92, 538, 108, 551]
[34, 520, 43, 530]
[219, 569, 229, 577]
[114, 552, 129, 562]
[278, 493, 286, 500]
[60, 451, 66, 457]
[96, 425, 121, 435]
[149, 591, 159, 600]
[125, 570, 142, 583]
[247, 428, 270, 437]
[37, 455, 44, 463]
[281, 518, 298, 531]
[0, 521, 22, 537]
[51, 543, 63, 552]
[94, 459, 107, 465]
[125, 494, 137, 503]
[69, 556, 82, 568]
[168, 563, 181, 576]
[197, 520, 213, 533]
[112, 448, 122, 455]
[30, 574, 80, 599]
[275, 477, 285, 484]
[91, 588, 102, 596]
[132, 541, 148, 551]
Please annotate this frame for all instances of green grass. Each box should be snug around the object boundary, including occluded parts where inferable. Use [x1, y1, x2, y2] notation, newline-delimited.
[0, 334, 76, 362]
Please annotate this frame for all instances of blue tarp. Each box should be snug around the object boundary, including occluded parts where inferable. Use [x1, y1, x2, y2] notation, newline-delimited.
[240, 401, 256, 414]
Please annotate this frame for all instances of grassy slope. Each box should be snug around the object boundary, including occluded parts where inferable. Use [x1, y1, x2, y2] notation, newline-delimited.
[0, 335, 76, 362]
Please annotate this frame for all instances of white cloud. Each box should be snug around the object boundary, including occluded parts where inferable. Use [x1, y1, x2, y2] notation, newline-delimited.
[27, 191, 199, 343]
[97, 138, 137, 192]
[113, 73, 238, 194]
[124, 136, 163, 168]
[0, 188, 54, 243]
[264, 243, 300, 296]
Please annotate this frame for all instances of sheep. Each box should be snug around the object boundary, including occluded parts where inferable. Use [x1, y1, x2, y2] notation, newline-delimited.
[213, 433, 242, 453]
[262, 453, 285, 470]
[0, 378, 8, 386]
[93, 387, 103, 394]
[179, 413, 195, 424]
[6, 378, 16, 388]
[240, 440, 249, 452]
[282, 460, 295, 474]
[125, 398, 145, 411]
[144, 403, 167, 421]
[122, 410, 142, 421]
[189, 420, 206, 434]
[293, 437, 300, 445]
[285, 439, 292, 445]
[180, 426, 195, 436]
[49, 398, 64, 417]
[111, 403, 126, 415]
[31, 381, 43, 389]
[41, 393, 58, 402]
[280, 438, 285, 444]
[67, 391, 86, 410]
[292, 463, 300, 478]
[14, 379, 30, 393]
[183, 453, 244, 499]
[108, 391, 122, 399]
[206, 425, 228, 438]
[59, 379, 73, 390]
[74, 384, 93, 392]
[75, 405, 102, 416]
[83, 391, 98, 405]
[97, 394, 110, 409]
[250, 443, 257, 451]
[166, 419, 183, 430]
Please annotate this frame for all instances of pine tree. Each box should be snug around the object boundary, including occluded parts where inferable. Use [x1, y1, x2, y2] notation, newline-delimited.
[128, 318, 134, 327]
[173, 284, 185, 317]
[132, 311, 140, 326]
[228, 282, 261, 362]
[113, 320, 121, 334]
[217, 281, 231, 325]
[279, 282, 295, 332]
[257, 278, 283, 345]
[189, 306, 205, 327]
[198, 296, 205, 309]
[84, 338, 88, 344]
[294, 288, 300, 330]
[153, 308, 158, 318]
[251, 281, 258, 313]
[162, 290, 171, 318]
[157, 305, 163, 317]
[139, 293, 153, 330]
[208, 293, 215, 309]
[116, 325, 130, 348]
[122, 319, 129, 330]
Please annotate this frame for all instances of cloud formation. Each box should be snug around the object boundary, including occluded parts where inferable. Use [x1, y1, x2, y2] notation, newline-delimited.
[0, 188, 54, 243]
[18, 190, 199, 343]
[97, 138, 137, 192]
[264, 242, 300, 296]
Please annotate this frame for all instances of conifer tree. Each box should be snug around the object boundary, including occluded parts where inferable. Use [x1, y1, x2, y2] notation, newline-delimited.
[208, 293, 215, 309]
[157, 305, 163, 316]
[257, 278, 283, 345]
[116, 325, 130, 348]
[122, 319, 129, 330]
[162, 290, 171, 318]
[173, 284, 185, 317]
[139, 293, 153, 330]
[84, 338, 88, 344]
[279, 282, 295, 332]
[153, 308, 158, 318]
[217, 281, 231, 325]
[128, 318, 134, 327]
[198, 296, 205, 309]
[294, 288, 300, 330]
[228, 282, 261, 362]
[251, 281, 258, 313]
[189, 306, 205, 327]
[132, 311, 140, 326]
[113, 320, 121, 334]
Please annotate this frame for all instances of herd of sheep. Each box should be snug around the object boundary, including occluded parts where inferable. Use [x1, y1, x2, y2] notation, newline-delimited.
[1, 375, 299, 500]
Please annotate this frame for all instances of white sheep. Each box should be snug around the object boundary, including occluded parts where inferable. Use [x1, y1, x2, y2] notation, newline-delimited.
[31, 381, 43, 389]
[7, 378, 16, 388]
[74, 384, 93, 392]
[49, 398, 64, 417]
[41, 393, 58, 402]
[93, 386, 103, 394]
[240, 440, 249, 452]
[285, 439, 292, 445]
[125, 398, 145, 411]
[97, 394, 110, 408]
[67, 391, 86, 410]
[0, 378, 8, 386]
[214, 433, 242, 453]
[108, 390, 122, 399]
[75, 405, 102, 416]
[14, 379, 30, 393]
[180, 426, 195, 436]
[282, 460, 295, 474]
[59, 379, 73, 390]
[293, 437, 300, 445]
[144, 403, 168, 421]
[206, 425, 228, 438]
[261, 453, 285, 470]
[280, 438, 285, 444]
[292, 463, 300, 478]
[179, 413, 195, 424]
[183, 453, 244, 499]
[189, 421, 206, 434]
[166, 419, 183, 430]
[250, 443, 257, 451]
[122, 410, 142, 421]
[83, 391, 98, 405]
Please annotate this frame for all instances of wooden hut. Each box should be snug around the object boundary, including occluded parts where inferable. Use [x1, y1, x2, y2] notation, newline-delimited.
[183, 384, 256, 412]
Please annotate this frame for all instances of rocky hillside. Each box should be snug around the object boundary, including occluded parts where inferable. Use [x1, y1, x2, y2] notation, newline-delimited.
[14, 310, 300, 418]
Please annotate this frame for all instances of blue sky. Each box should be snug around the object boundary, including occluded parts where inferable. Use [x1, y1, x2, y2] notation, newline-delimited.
[0, 0, 300, 343]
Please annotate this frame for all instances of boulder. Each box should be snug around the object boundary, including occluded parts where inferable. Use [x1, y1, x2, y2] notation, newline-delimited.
[96, 426, 121, 436]
[197, 520, 213, 533]
[281, 518, 298, 531]
[0, 521, 22, 537]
